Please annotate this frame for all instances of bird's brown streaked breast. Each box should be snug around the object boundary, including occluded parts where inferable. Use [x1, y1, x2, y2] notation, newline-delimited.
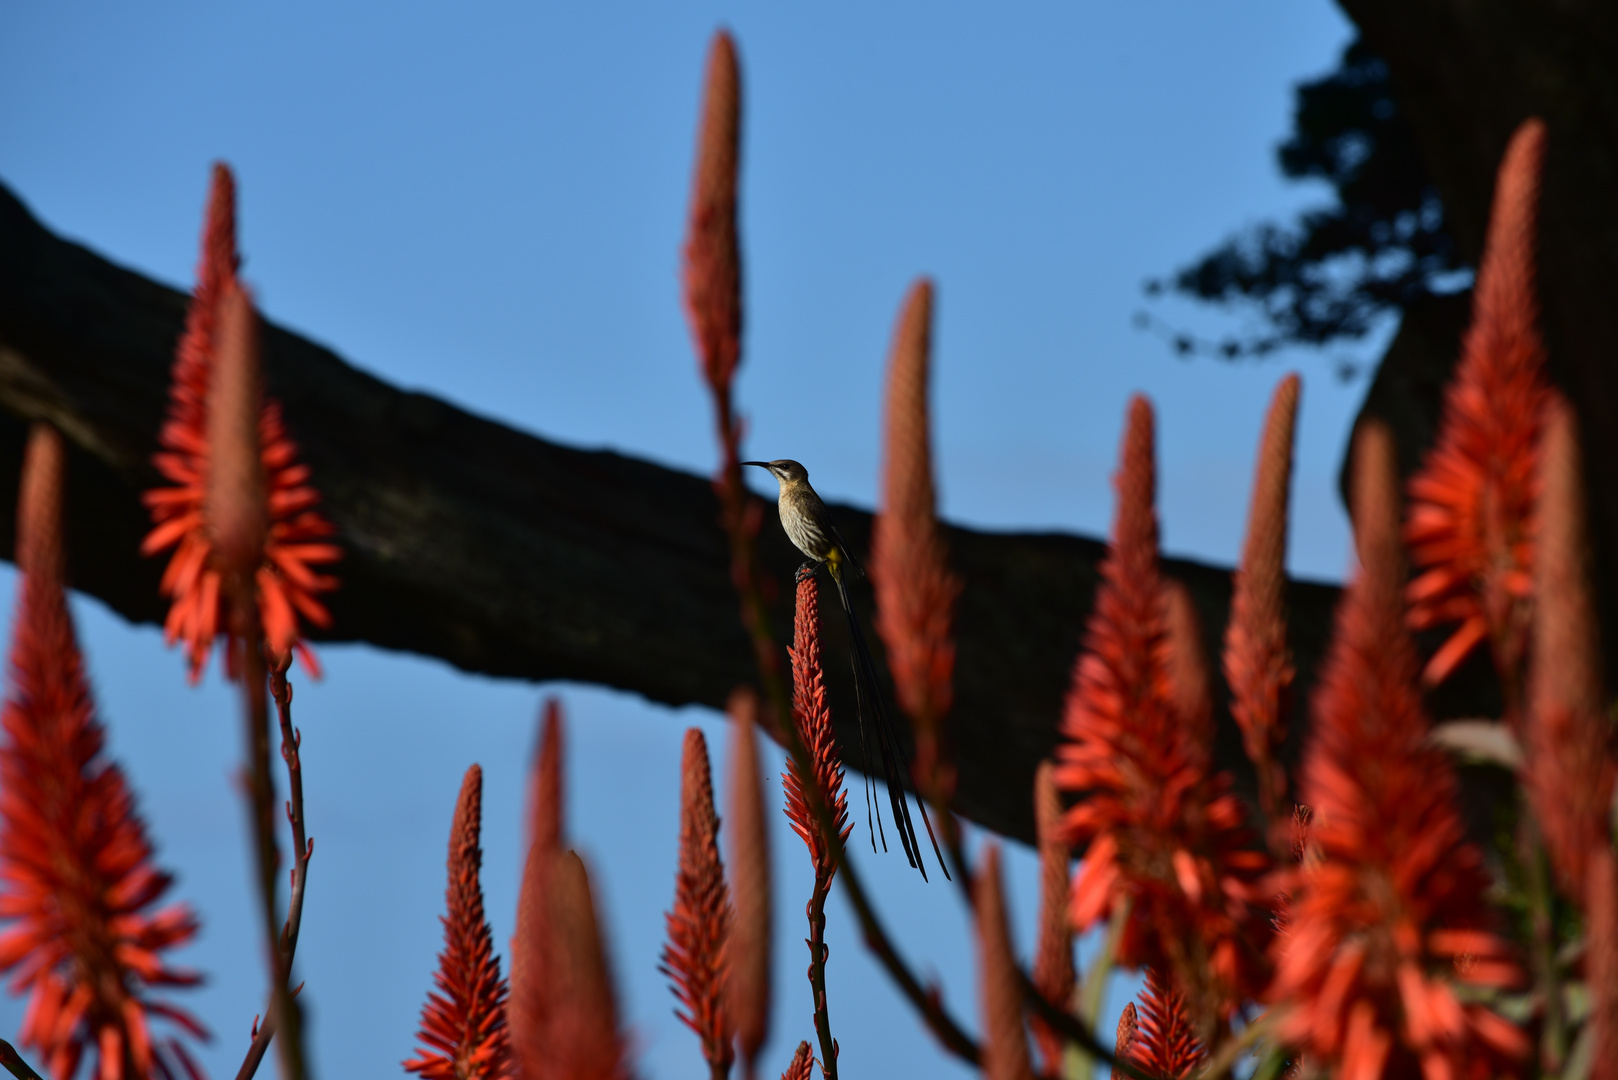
[779, 486, 835, 561]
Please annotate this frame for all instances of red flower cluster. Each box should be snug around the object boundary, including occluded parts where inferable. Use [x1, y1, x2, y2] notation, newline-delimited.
[405, 765, 511, 1080]
[1117, 969, 1205, 1078]
[0, 427, 207, 1080]
[142, 163, 339, 682]
[1223, 374, 1300, 832]
[1273, 425, 1527, 1077]
[660, 729, 735, 1077]
[1056, 395, 1271, 1024]
[871, 279, 962, 798]
[507, 702, 630, 1080]
[1405, 121, 1551, 690]
[783, 575, 853, 874]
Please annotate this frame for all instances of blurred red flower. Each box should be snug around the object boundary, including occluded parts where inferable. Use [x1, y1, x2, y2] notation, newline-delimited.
[1405, 120, 1550, 690]
[1273, 424, 1527, 1077]
[142, 164, 338, 682]
[1056, 395, 1271, 1025]
[0, 427, 208, 1080]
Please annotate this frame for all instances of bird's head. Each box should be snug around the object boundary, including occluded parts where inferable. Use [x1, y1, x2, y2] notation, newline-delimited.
[741, 459, 809, 486]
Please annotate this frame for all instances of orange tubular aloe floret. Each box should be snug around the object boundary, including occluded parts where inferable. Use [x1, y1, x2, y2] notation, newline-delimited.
[1272, 422, 1528, 1076]
[1405, 119, 1550, 691]
[405, 765, 512, 1080]
[0, 426, 208, 1080]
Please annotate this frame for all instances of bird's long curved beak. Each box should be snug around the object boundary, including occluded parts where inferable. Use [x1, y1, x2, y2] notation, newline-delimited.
[740, 461, 770, 469]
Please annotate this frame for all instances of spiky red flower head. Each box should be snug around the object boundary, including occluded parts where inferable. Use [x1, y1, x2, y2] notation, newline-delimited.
[872, 279, 962, 791]
[783, 575, 852, 876]
[548, 852, 631, 1080]
[1523, 395, 1613, 900]
[1119, 968, 1205, 1079]
[1224, 374, 1300, 830]
[1056, 396, 1271, 1023]
[143, 165, 338, 683]
[1030, 762, 1074, 1077]
[508, 705, 630, 1080]
[405, 765, 512, 1080]
[724, 689, 773, 1074]
[682, 31, 743, 399]
[0, 426, 208, 1080]
[779, 1041, 813, 1080]
[510, 701, 564, 1080]
[1523, 397, 1618, 1076]
[661, 729, 734, 1077]
[974, 845, 1035, 1080]
[1406, 119, 1551, 689]
[1273, 423, 1528, 1076]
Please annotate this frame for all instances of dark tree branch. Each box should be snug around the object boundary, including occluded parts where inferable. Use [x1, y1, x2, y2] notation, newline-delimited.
[0, 178, 1343, 843]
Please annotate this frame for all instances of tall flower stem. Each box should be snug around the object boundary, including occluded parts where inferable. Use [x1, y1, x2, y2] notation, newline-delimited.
[236, 656, 315, 1080]
[234, 591, 307, 1080]
[805, 872, 836, 1077]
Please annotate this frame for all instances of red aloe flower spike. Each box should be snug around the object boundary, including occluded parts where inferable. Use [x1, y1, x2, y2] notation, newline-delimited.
[974, 845, 1034, 1080]
[1126, 968, 1205, 1078]
[1524, 394, 1613, 898]
[683, 31, 742, 402]
[549, 851, 631, 1080]
[783, 575, 852, 874]
[143, 168, 339, 683]
[1029, 761, 1074, 1076]
[510, 700, 564, 1080]
[1116, 1002, 1139, 1062]
[783, 573, 852, 1077]
[0, 425, 208, 1080]
[1224, 374, 1300, 831]
[405, 765, 512, 1080]
[725, 689, 772, 1078]
[872, 279, 963, 803]
[779, 1042, 813, 1080]
[1588, 848, 1618, 1080]
[1055, 395, 1272, 1029]
[1524, 395, 1618, 1074]
[661, 729, 735, 1079]
[1405, 119, 1550, 692]
[1272, 422, 1529, 1076]
[1162, 580, 1212, 768]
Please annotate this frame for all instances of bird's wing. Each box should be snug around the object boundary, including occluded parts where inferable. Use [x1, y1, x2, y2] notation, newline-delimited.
[828, 519, 865, 579]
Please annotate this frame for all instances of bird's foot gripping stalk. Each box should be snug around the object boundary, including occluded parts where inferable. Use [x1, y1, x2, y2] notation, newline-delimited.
[795, 561, 819, 584]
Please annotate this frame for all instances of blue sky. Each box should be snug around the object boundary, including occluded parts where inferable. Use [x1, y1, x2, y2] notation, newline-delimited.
[0, 3, 1379, 1078]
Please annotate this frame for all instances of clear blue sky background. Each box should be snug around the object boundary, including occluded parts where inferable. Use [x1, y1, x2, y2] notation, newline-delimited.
[0, 3, 1384, 1078]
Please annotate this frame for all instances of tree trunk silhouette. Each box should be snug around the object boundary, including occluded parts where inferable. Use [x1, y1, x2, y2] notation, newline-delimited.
[0, 180, 1360, 844]
[1342, 0, 1618, 680]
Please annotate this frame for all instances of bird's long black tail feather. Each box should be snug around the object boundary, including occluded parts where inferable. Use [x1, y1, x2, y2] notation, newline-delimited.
[829, 564, 950, 882]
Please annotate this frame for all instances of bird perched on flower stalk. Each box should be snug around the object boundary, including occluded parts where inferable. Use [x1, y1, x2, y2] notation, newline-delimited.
[743, 458, 945, 879]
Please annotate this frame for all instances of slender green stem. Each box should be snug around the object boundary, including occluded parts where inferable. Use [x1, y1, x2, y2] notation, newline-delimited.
[0, 1040, 45, 1080]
